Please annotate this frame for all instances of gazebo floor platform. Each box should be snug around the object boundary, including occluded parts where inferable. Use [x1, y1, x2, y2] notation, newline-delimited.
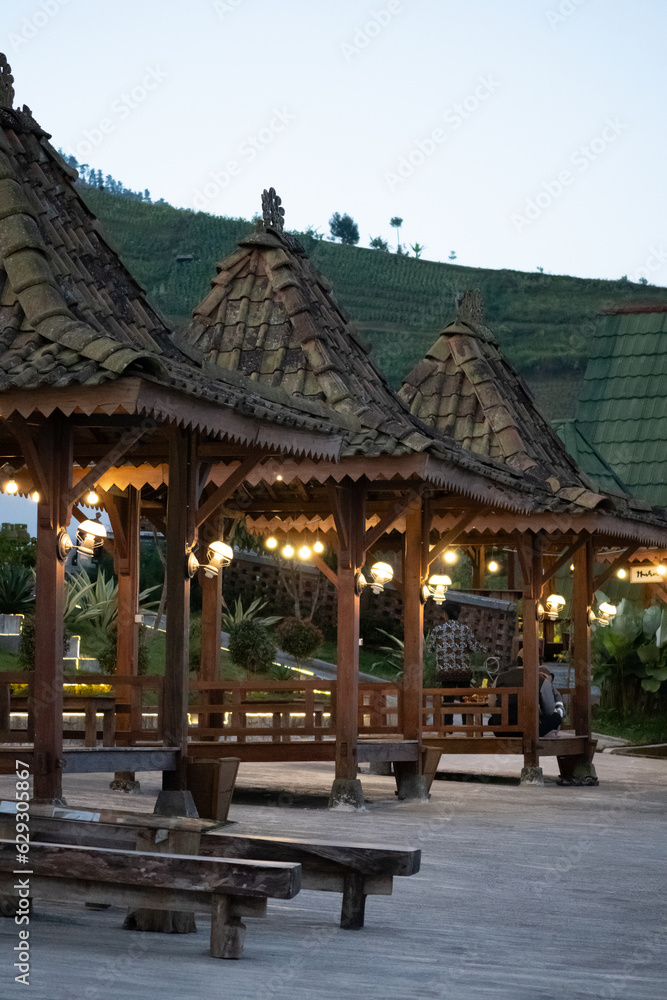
[186, 739, 420, 764]
[422, 734, 594, 757]
[0, 746, 179, 775]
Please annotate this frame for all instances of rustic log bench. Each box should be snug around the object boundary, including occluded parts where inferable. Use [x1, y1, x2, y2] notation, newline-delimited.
[198, 831, 421, 930]
[0, 839, 300, 959]
[0, 803, 420, 931]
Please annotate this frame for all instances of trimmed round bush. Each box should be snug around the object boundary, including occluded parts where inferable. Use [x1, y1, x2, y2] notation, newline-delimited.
[228, 619, 276, 674]
[276, 618, 323, 661]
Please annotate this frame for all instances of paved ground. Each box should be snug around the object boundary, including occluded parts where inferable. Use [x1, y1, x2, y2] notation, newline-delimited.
[0, 752, 665, 1000]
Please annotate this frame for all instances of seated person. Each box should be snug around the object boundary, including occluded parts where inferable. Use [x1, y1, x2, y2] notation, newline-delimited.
[539, 665, 565, 738]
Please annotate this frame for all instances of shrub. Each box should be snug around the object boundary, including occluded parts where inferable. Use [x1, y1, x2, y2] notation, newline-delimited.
[0, 565, 34, 614]
[18, 614, 70, 670]
[276, 618, 323, 661]
[228, 619, 276, 674]
[91, 623, 150, 676]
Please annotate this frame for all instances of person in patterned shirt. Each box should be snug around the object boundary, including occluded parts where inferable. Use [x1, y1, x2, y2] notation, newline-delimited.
[427, 601, 487, 681]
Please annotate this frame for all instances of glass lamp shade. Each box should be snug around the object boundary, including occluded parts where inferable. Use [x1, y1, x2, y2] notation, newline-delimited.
[204, 540, 233, 576]
[77, 519, 107, 556]
[545, 594, 566, 620]
[369, 561, 393, 593]
[425, 574, 452, 605]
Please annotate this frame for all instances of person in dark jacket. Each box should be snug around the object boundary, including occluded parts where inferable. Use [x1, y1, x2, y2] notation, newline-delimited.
[538, 665, 565, 738]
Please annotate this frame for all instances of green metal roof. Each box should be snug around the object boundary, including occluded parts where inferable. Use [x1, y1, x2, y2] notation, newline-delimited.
[553, 419, 631, 497]
[573, 308, 667, 506]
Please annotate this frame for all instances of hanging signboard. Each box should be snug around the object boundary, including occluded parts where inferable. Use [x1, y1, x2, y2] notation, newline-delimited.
[630, 565, 665, 584]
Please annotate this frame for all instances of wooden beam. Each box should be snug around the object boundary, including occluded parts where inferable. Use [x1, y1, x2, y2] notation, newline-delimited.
[363, 493, 417, 556]
[402, 504, 423, 746]
[102, 492, 128, 561]
[6, 416, 49, 500]
[425, 509, 481, 569]
[541, 534, 589, 595]
[651, 583, 667, 605]
[312, 554, 337, 588]
[572, 540, 592, 736]
[327, 483, 351, 558]
[593, 544, 640, 592]
[66, 426, 147, 507]
[195, 456, 259, 528]
[521, 537, 542, 770]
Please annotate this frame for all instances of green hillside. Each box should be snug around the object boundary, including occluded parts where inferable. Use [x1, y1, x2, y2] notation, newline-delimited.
[83, 187, 667, 419]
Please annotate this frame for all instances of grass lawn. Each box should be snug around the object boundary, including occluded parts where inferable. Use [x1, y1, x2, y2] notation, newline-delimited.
[592, 707, 667, 745]
[0, 648, 20, 671]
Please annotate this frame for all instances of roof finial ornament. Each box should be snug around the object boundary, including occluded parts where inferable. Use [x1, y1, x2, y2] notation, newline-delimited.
[0, 53, 15, 109]
[458, 289, 484, 326]
[261, 187, 285, 233]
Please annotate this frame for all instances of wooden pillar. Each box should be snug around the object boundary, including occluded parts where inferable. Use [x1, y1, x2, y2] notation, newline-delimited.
[330, 481, 364, 808]
[572, 539, 593, 736]
[162, 429, 197, 792]
[394, 502, 428, 801]
[472, 545, 485, 589]
[33, 419, 72, 803]
[110, 486, 142, 791]
[520, 535, 542, 783]
[200, 511, 224, 684]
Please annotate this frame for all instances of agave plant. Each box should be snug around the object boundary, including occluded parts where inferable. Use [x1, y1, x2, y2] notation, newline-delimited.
[65, 569, 158, 631]
[221, 596, 281, 632]
[0, 564, 35, 614]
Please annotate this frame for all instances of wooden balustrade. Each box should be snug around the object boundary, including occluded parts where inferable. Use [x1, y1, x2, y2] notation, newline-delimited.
[422, 686, 523, 736]
[358, 683, 402, 734]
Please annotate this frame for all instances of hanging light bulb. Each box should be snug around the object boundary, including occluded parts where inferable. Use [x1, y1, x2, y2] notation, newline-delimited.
[313, 539, 324, 554]
[617, 568, 627, 579]
[570, 563, 575, 571]
[444, 550, 457, 564]
[5, 480, 18, 495]
[298, 545, 312, 561]
[276, 474, 283, 481]
[282, 543, 294, 558]
[658, 564, 666, 575]
[488, 560, 500, 573]
[30, 491, 39, 503]
[265, 536, 278, 550]
[86, 490, 99, 505]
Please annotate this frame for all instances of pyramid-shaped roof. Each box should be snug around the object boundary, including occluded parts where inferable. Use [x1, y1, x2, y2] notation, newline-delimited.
[0, 59, 340, 458]
[572, 304, 667, 506]
[398, 290, 608, 506]
[176, 188, 435, 459]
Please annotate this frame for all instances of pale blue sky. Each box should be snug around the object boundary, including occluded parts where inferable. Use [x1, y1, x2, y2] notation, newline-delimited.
[2, 0, 666, 526]
[3, 0, 666, 281]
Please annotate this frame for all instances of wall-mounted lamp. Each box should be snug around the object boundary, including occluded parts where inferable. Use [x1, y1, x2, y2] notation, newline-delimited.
[589, 601, 617, 627]
[422, 573, 452, 605]
[357, 561, 394, 595]
[56, 515, 108, 563]
[537, 593, 566, 621]
[201, 540, 233, 578]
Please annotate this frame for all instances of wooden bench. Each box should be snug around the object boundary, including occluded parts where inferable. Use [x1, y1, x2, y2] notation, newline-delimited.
[0, 839, 300, 959]
[199, 831, 420, 929]
[0, 803, 420, 931]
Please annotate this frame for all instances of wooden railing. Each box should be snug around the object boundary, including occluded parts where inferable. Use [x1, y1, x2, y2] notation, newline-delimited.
[358, 683, 401, 734]
[187, 680, 335, 742]
[422, 686, 523, 737]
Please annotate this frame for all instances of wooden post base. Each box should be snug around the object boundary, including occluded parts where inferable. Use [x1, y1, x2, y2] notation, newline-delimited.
[557, 757, 599, 786]
[110, 771, 141, 793]
[519, 766, 544, 785]
[340, 872, 366, 930]
[393, 762, 429, 801]
[329, 778, 364, 809]
[367, 761, 393, 776]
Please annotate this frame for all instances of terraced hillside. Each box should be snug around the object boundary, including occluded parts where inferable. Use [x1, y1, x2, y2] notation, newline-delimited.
[83, 187, 667, 418]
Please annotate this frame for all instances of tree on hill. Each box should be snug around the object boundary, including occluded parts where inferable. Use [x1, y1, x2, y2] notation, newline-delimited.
[448, 251, 457, 261]
[329, 212, 360, 245]
[369, 235, 389, 251]
[390, 216, 403, 251]
[410, 243, 426, 259]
